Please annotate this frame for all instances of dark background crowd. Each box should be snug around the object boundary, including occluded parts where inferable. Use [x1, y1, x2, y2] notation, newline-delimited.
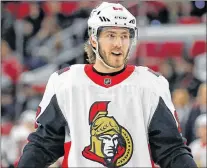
[1, 1, 206, 167]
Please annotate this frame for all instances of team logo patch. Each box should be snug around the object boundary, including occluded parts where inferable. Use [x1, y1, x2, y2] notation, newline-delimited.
[82, 101, 133, 167]
[104, 78, 111, 85]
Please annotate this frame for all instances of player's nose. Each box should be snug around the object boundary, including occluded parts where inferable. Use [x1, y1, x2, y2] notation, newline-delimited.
[113, 37, 122, 48]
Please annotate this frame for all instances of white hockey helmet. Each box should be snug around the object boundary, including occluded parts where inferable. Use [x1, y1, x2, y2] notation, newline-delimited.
[88, 2, 137, 68]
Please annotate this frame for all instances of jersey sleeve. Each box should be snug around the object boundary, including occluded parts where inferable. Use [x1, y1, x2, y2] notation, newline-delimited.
[17, 72, 67, 167]
[148, 75, 197, 168]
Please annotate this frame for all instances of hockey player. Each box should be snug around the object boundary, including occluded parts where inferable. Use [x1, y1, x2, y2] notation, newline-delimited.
[18, 2, 197, 168]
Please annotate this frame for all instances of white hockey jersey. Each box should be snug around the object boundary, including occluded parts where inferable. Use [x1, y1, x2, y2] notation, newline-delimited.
[18, 64, 192, 168]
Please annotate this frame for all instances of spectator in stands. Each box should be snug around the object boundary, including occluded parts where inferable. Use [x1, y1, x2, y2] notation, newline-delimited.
[179, 1, 192, 17]
[145, 1, 170, 24]
[1, 40, 21, 120]
[20, 84, 42, 112]
[190, 1, 207, 18]
[159, 58, 177, 92]
[54, 1, 94, 29]
[23, 2, 45, 59]
[1, 40, 22, 84]
[188, 52, 206, 97]
[193, 52, 206, 81]
[172, 88, 192, 137]
[189, 114, 206, 168]
[201, 12, 206, 22]
[136, 2, 148, 26]
[9, 110, 36, 166]
[185, 83, 207, 145]
[173, 56, 194, 94]
[24, 2, 45, 36]
[1, 120, 16, 168]
[1, 82, 15, 121]
[1, 110, 36, 167]
[1, 3, 16, 51]
[25, 16, 61, 70]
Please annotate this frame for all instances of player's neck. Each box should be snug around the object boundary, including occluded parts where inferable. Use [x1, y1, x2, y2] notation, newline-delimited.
[93, 61, 125, 74]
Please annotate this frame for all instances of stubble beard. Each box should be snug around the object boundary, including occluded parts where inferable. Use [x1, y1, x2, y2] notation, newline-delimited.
[99, 47, 127, 69]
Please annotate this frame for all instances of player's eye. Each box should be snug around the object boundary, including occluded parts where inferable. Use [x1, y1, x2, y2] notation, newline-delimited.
[107, 33, 116, 38]
[121, 34, 129, 39]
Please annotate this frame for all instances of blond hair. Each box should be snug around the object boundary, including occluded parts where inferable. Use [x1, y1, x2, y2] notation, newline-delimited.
[84, 40, 96, 64]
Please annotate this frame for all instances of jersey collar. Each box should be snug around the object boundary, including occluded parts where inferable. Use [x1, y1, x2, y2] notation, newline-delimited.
[84, 64, 135, 88]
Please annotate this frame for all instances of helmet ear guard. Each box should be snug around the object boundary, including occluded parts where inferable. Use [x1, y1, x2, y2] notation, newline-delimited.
[88, 34, 97, 51]
[91, 35, 97, 43]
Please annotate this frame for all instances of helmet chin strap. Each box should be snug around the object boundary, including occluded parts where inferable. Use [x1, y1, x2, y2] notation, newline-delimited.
[96, 53, 117, 70]
[92, 37, 117, 69]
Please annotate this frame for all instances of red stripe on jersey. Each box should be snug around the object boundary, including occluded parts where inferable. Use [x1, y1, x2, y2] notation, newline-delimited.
[84, 64, 135, 88]
[174, 110, 182, 133]
[14, 157, 20, 168]
[148, 144, 156, 168]
[62, 142, 72, 168]
[35, 106, 41, 129]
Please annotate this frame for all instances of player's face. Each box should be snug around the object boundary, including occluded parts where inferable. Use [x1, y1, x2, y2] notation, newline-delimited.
[98, 27, 131, 68]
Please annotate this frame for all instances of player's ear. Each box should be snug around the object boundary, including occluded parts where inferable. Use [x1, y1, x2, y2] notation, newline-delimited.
[90, 36, 97, 49]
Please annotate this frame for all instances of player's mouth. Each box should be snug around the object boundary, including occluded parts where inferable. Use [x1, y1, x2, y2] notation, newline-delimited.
[111, 51, 122, 56]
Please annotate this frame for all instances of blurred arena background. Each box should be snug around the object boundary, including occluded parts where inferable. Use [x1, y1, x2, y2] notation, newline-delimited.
[1, 1, 206, 167]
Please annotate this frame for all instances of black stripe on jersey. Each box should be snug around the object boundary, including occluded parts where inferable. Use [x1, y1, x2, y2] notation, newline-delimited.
[92, 65, 126, 76]
[148, 68, 160, 77]
[18, 95, 67, 167]
[37, 95, 67, 130]
[148, 97, 196, 168]
[57, 67, 70, 75]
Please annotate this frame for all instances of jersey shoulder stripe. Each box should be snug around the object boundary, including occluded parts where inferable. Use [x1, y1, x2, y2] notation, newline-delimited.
[57, 67, 70, 75]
